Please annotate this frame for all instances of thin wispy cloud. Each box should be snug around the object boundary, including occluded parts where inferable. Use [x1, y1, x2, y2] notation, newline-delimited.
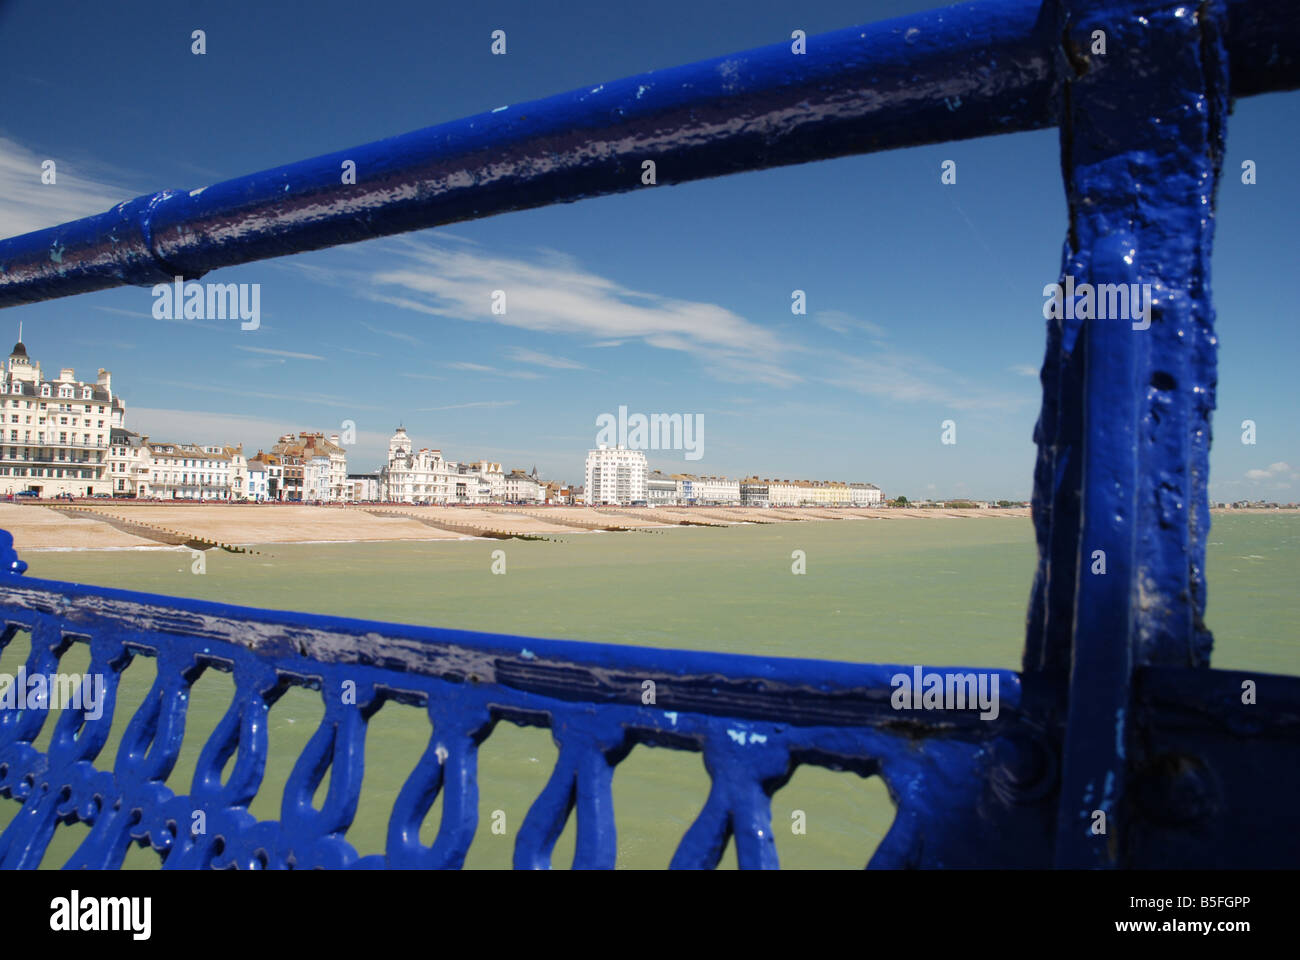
[1008, 364, 1040, 378]
[235, 346, 324, 361]
[0, 136, 132, 238]
[74, 337, 138, 351]
[446, 361, 542, 380]
[155, 379, 383, 411]
[814, 310, 888, 339]
[362, 321, 422, 347]
[282, 239, 1061, 416]
[93, 304, 229, 333]
[417, 400, 519, 412]
[310, 238, 798, 388]
[821, 350, 1030, 413]
[507, 347, 586, 370]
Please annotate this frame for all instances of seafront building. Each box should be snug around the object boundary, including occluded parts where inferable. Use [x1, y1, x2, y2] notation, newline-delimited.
[107, 429, 149, 498]
[247, 459, 269, 501]
[379, 426, 523, 504]
[647, 470, 679, 507]
[542, 481, 577, 505]
[249, 452, 282, 500]
[145, 441, 232, 500]
[346, 472, 382, 501]
[585, 445, 649, 505]
[503, 467, 545, 504]
[848, 482, 884, 506]
[739, 478, 883, 507]
[271, 432, 348, 501]
[585, 445, 882, 508]
[104, 429, 255, 501]
[678, 475, 741, 506]
[0, 338, 123, 497]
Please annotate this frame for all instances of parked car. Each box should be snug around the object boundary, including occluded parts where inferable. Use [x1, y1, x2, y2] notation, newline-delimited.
[15, 490, 39, 497]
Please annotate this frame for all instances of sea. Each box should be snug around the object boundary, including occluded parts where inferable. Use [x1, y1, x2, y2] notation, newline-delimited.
[2, 513, 1296, 868]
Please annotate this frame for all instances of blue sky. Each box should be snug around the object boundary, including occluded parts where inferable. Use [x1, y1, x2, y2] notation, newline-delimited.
[0, 0, 1296, 499]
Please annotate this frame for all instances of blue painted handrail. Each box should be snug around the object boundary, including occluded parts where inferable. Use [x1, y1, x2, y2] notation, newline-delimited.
[1, 0, 1299, 868]
[0, 558, 1023, 869]
[2, 0, 1295, 310]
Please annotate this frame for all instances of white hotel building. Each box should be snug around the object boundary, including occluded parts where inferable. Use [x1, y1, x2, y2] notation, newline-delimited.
[0, 339, 123, 497]
[380, 427, 508, 504]
[585, 445, 648, 505]
[106, 430, 252, 500]
[678, 475, 741, 505]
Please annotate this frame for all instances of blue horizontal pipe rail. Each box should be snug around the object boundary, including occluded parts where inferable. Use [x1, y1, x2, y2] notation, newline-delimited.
[0, 0, 1065, 309]
[0, 0, 1292, 310]
[0, 0, 1062, 309]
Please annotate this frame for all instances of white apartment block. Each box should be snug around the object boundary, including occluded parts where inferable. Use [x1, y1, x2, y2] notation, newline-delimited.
[677, 474, 740, 505]
[380, 427, 506, 504]
[0, 339, 122, 497]
[585, 445, 648, 505]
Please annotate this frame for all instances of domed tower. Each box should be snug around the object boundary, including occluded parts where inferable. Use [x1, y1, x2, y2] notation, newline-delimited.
[388, 426, 411, 466]
[7, 325, 36, 381]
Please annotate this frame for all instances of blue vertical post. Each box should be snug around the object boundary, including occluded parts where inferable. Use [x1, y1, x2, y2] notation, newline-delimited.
[1033, 0, 1228, 867]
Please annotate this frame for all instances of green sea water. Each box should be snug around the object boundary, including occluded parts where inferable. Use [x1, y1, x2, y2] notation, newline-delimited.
[3, 514, 1296, 868]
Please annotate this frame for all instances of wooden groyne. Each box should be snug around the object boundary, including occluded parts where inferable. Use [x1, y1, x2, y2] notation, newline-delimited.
[45, 505, 266, 554]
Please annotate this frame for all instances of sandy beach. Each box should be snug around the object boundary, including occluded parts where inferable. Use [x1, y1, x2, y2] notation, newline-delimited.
[6, 503, 1278, 552]
[0, 502, 1047, 552]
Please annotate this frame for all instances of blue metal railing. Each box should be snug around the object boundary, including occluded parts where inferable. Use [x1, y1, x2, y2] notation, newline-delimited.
[1, 0, 1298, 868]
